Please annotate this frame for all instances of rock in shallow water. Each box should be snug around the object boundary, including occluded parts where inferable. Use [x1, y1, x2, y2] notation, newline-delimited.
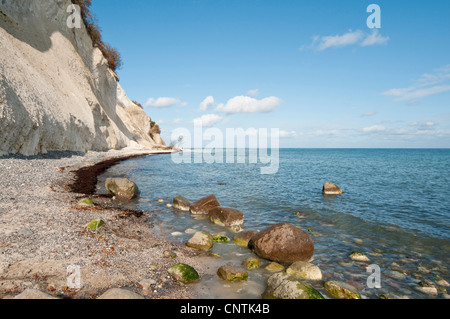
[209, 207, 244, 229]
[322, 182, 344, 195]
[186, 231, 214, 251]
[105, 178, 139, 200]
[190, 195, 221, 215]
[349, 252, 370, 262]
[249, 223, 314, 264]
[173, 196, 191, 211]
[242, 257, 261, 270]
[217, 265, 248, 281]
[262, 273, 324, 299]
[323, 281, 361, 299]
[168, 264, 200, 284]
[286, 261, 323, 281]
[233, 230, 260, 247]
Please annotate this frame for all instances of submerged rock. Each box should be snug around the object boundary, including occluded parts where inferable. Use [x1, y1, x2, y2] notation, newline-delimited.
[286, 261, 323, 281]
[349, 252, 370, 262]
[262, 273, 324, 299]
[186, 231, 214, 251]
[105, 178, 139, 200]
[249, 223, 314, 264]
[243, 257, 261, 270]
[217, 265, 248, 282]
[208, 207, 244, 230]
[168, 264, 200, 284]
[265, 262, 285, 273]
[190, 195, 221, 215]
[173, 196, 191, 211]
[212, 233, 231, 243]
[233, 230, 260, 247]
[322, 182, 344, 195]
[323, 281, 361, 299]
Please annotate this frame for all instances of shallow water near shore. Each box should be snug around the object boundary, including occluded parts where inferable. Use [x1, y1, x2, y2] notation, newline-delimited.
[97, 149, 450, 299]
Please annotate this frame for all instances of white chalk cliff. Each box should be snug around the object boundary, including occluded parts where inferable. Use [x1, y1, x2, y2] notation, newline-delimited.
[0, 0, 165, 156]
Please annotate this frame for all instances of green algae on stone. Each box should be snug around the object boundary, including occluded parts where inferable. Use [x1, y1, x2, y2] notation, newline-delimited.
[262, 272, 324, 300]
[212, 233, 231, 243]
[78, 198, 94, 206]
[217, 265, 248, 282]
[168, 264, 200, 284]
[265, 262, 285, 272]
[86, 219, 105, 231]
[324, 281, 361, 299]
[286, 261, 323, 281]
[243, 257, 261, 270]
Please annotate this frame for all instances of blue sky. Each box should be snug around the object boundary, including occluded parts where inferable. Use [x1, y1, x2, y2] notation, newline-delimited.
[91, 0, 450, 148]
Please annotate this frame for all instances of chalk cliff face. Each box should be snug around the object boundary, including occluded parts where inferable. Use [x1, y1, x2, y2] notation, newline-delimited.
[0, 0, 165, 156]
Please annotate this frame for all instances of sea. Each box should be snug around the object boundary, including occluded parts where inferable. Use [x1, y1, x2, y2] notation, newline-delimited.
[97, 149, 450, 299]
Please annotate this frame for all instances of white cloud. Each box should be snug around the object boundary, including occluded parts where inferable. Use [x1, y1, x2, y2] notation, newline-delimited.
[277, 130, 298, 138]
[303, 29, 389, 51]
[215, 96, 282, 114]
[145, 97, 180, 108]
[199, 96, 215, 112]
[173, 118, 182, 124]
[193, 114, 223, 127]
[247, 89, 260, 97]
[317, 30, 364, 50]
[383, 64, 450, 101]
[361, 111, 378, 117]
[363, 125, 387, 133]
[360, 29, 390, 47]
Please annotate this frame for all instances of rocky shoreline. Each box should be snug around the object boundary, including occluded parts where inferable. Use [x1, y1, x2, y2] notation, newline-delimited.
[0, 148, 210, 299]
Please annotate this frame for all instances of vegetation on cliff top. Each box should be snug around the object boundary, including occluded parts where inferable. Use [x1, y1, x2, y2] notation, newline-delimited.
[71, 0, 123, 72]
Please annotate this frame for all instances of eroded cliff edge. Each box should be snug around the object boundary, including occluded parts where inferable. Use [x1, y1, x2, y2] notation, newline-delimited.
[0, 0, 165, 156]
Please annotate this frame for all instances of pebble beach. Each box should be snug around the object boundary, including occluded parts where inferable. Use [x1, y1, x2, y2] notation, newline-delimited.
[0, 148, 210, 299]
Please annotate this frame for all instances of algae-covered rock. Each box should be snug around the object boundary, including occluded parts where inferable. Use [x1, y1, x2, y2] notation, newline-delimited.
[262, 272, 324, 299]
[168, 264, 200, 284]
[286, 261, 323, 281]
[217, 265, 248, 281]
[212, 233, 231, 243]
[186, 231, 214, 251]
[173, 196, 191, 211]
[208, 207, 244, 229]
[265, 262, 285, 272]
[324, 281, 361, 299]
[86, 219, 105, 231]
[77, 198, 94, 207]
[105, 178, 139, 200]
[243, 257, 261, 270]
[233, 230, 260, 247]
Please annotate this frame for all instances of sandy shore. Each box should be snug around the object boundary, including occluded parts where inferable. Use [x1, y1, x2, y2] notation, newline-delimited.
[0, 147, 209, 299]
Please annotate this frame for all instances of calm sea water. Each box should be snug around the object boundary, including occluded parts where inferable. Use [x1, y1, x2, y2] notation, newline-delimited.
[98, 149, 450, 299]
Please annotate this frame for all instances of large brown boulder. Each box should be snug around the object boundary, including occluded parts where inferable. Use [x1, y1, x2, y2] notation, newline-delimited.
[189, 195, 221, 215]
[248, 223, 314, 264]
[208, 207, 244, 229]
[105, 178, 139, 200]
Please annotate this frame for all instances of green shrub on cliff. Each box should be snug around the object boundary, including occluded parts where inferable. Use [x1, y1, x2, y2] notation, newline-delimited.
[71, 0, 123, 72]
